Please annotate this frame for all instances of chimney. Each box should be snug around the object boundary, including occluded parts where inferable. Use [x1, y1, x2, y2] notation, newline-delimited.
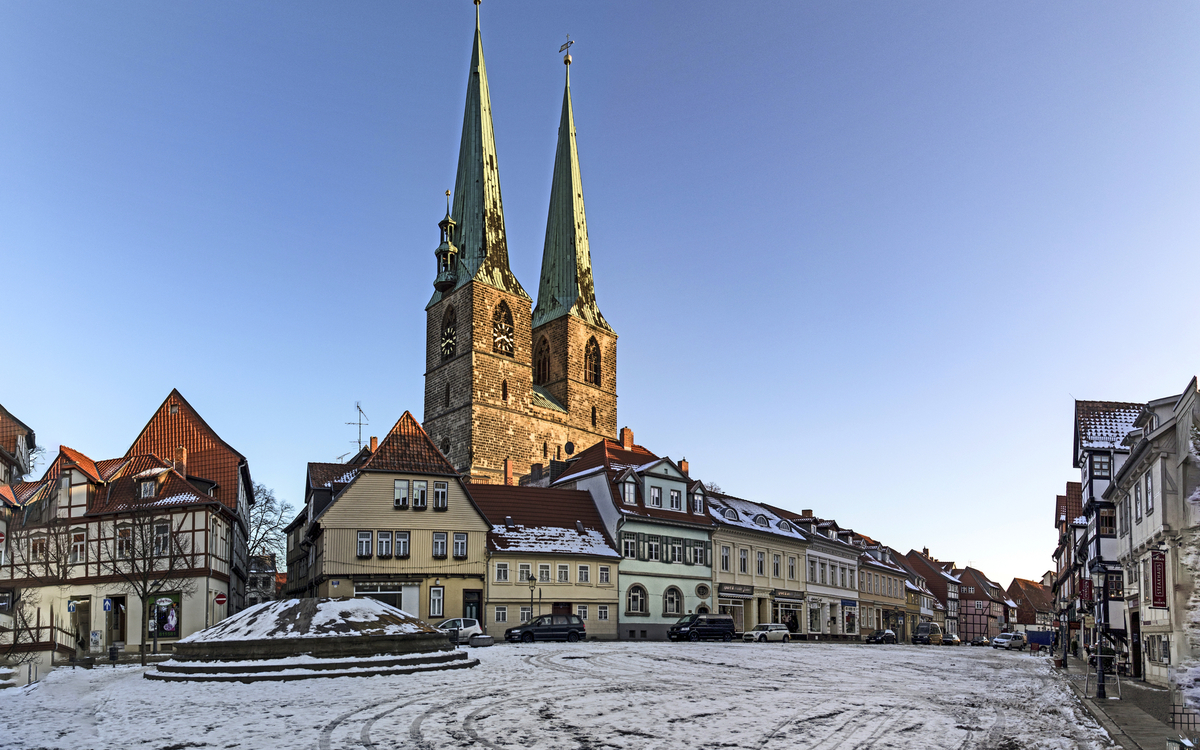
[174, 446, 187, 476]
[620, 426, 634, 450]
[922, 547, 929, 557]
[531, 463, 543, 480]
[576, 520, 585, 534]
[370, 436, 378, 453]
[679, 458, 689, 476]
[505, 515, 513, 529]
[801, 509, 813, 518]
[504, 458, 513, 486]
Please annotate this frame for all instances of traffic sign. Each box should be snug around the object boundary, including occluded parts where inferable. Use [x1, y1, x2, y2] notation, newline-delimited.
[214, 593, 227, 606]
[103, 598, 112, 612]
[0, 530, 6, 545]
[67, 601, 76, 613]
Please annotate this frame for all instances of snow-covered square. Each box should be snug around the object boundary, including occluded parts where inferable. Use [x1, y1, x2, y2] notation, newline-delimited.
[1, 642, 1107, 750]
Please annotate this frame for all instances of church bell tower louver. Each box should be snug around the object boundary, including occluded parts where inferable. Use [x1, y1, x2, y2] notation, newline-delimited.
[422, 7, 616, 484]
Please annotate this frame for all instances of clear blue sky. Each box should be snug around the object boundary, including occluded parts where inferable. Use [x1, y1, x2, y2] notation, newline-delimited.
[3, 2, 1198, 586]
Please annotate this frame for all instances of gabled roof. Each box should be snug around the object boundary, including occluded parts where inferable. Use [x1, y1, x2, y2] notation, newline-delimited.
[357, 412, 457, 477]
[125, 389, 248, 513]
[0, 402, 35, 457]
[0, 485, 17, 508]
[468, 484, 619, 557]
[60, 445, 101, 483]
[956, 567, 1005, 601]
[1073, 399, 1143, 463]
[91, 454, 219, 515]
[1008, 577, 1054, 613]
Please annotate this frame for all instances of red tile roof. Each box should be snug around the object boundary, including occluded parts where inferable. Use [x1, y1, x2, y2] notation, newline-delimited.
[125, 389, 248, 513]
[0, 403, 35, 457]
[0, 484, 16, 507]
[468, 484, 618, 556]
[1009, 577, 1054, 613]
[1074, 399, 1143, 457]
[90, 454, 216, 515]
[358, 412, 457, 476]
[60, 445, 101, 483]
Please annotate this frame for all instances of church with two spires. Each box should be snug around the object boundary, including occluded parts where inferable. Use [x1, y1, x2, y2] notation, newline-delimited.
[422, 7, 618, 485]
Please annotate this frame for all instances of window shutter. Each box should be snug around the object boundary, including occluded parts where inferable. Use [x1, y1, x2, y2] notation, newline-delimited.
[683, 538, 693, 565]
[637, 533, 646, 561]
[705, 541, 712, 567]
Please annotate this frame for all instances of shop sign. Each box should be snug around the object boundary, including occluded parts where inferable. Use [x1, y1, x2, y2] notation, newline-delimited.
[717, 583, 754, 596]
[771, 588, 805, 601]
[1083, 615, 1095, 628]
[1151, 551, 1167, 608]
[1069, 621, 1080, 630]
[149, 592, 182, 639]
[1080, 579, 1093, 602]
[840, 599, 858, 607]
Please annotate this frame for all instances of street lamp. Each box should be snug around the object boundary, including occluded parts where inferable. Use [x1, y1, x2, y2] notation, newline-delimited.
[1096, 571, 1109, 699]
[528, 580, 536, 623]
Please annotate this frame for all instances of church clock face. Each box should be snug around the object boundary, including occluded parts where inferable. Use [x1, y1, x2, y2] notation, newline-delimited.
[441, 321, 456, 359]
[492, 319, 514, 356]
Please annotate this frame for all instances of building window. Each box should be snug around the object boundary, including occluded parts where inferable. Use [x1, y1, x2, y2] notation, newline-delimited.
[520, 606, 532, 623]
[721, 546, 731, 572]
[622, 534, 636, 558]
[809, 559, 817, 582]
[1106, 573, 1122, 599]
[670, 540, 683, 563]
[1093, 453, 1111, 479]
[773, 554, 781, 578]
[154, 523, 171, 556]
[756, 551, 765, 576]
[357, 531, 373, 557]
[430, 587, 444, 618]
[975, 600, 984, 610]
[840, 567, 847, 588]
[627, 585, 647, 614]
[820, 562, 827, 585]
[599, 565, 610, 584]
[557, 564, 569, 583]
[396, 531, 410, 557]
[584, 337, 601, 385]
[577, 604, 589, 620]
[453, 532, 467, 558]
[664, 587, 682, 615]
[432, 532, 447, 558]
[695, 541, 707, 566]
[788, 557, 796, 580]
[377, 531, 393, 557]
[578, 565, 589, 583]
[116, 527, 131, 559]
[492, 302, 515, 357]
[598, 605, 609, 620]
[591, 406, 597, 428]
[502, 380, 508, 402]
[1135, 484, 1142, 522]
[534, 337, 550, 384]
[30, 536, 47, 561]
[539, 564, 551, 583]
[495, 606, 507, 623]
[692, 493, 703, 514]
[1099, 509, 1116, 536]
[1145, 472, 1154, 515]
[413, 481, 428, 509]
[519, 563, 532, 581]
[394, 480, 409, 508]
[432, 482, 448, 510]
[669, 490, 682, 511]
[649, 487, 662, 508]
[140, 481, 156, 499]
[647, 537, 660, 561]
[69, 531, 86, 564]
[496, 562, 509, 582]
[739, 549, 748, 574]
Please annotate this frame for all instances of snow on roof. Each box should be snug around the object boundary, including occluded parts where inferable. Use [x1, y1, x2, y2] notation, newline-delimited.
[905, 581, 920, 592]
[1076, 400, 1143, 451]
[489, 524, 619, 557]
[135, 466, 170, 479]
[707, 494, 806, 541]
[180, 597, 435, 643]
[1004, 598, 1018, 608]
[940, 570, 962, 583]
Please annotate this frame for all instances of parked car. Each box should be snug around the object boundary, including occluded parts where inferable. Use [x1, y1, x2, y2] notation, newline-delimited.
[743, 624, 792, 643]
[992, 632, 1027, 650]
[667, 613, 736, 642]
[504, 614, 586, 643]
[912, 621, 944, 645]
[865, 629, 897, 644]
[969, 636, 991, 647]
[942, 633, 962, 646]
[435, 618, 482, 643]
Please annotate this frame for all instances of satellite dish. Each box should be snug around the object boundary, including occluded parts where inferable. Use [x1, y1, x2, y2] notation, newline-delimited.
[565, 442, 575, 455]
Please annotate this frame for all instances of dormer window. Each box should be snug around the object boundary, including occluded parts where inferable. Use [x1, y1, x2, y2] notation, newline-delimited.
[692, 493, 703, 514]
[623, 482, 636, 505]
[777, 521, 791, 532]
[754, 514, 769, 527]
[139, 481, 156, 499]
[723, 508, 738, 521]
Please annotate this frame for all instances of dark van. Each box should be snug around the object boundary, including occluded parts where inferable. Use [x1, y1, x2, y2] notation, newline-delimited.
[667, 613, 736, 642]
[912, 621, 943, 645]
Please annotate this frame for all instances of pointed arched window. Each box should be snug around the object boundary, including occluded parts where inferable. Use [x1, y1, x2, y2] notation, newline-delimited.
[534, 337, 551, 385]
[584, 337, 601, 386]
[492, 302, 514, 357]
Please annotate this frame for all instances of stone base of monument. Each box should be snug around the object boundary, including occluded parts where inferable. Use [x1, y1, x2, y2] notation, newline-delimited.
[145, 597, 478, 683]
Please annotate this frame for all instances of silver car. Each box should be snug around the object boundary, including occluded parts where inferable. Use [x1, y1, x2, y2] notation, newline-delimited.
[992, 632, 1027, 650]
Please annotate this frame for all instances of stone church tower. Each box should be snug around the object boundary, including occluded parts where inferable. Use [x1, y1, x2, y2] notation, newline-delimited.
[423, 8, 617, 484]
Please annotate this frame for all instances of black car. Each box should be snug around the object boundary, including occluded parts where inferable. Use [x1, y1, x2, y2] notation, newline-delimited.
[505, 614, 586, 643]
[970, 636, 990, 647]
[864, 629, 896, 644]
[667, 613, 736, 642]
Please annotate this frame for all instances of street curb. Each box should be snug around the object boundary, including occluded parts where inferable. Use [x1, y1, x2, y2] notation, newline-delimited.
[1062, 670, 1136, 750]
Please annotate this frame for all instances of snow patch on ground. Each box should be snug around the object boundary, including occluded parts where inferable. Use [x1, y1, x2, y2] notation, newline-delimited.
[0, 642, 1109, 749]
[179, 597, 432, 643]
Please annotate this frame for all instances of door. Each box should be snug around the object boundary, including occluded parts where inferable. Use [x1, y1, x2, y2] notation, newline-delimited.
[109, 596, 127, 646]
[463, 590, 481, 621]
[1130, 612, 1142, 678]
[73, 598, 92, 653]
[552, 602, 572, 616]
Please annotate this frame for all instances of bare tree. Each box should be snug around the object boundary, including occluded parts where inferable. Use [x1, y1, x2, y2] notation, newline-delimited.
[98, 508, 198, 666]
[248, 483, 294, 559]
[703, 481, 724, 495]
[1, 515, 77, 666]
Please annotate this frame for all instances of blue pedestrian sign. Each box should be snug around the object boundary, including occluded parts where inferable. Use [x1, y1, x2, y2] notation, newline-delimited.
[103, 598, 112, 612]
[67, 601, 76, 613]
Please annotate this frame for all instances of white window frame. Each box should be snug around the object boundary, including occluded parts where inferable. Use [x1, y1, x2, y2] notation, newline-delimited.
[357, 530, 373, 557]
[520, 606, 532, 623]
[622, 537, 636, 558]
[557, 564, 569, 583]
[739, 548, 748, 574]
[671, 541, 683, 563]
[692, 493, 703, 514]
[669, 489, 682, 510]
[649, 487, 662, 508]
[396, 531, 410, 557]
[518, 563, 532, 581]
[598, 565, 610, 584]
[539, 563, 551, 583]
[496, 562, 509, 582]
[623, 483, 636, 505]
[377, 530, 392, 557]
[495, 606, 507, 623]
[578, 565, 589, 583]
[721, 546, 730, 571]
[393, 480, 408, 508]
[577, 604, 588, 620]
[432, 532, 447, 557]
[153, 522, 171, 557]
[430, 586, 444, 618]
[413, 480, 428, 509]
[433, 482, 448, 510]
[452, 532, 467, 558]
[646, 538, 660, 561]
[69, 530, 86, 564]
[597, 604, 609, 620]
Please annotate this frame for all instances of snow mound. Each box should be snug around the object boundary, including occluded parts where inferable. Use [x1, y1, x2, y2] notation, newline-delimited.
[180, 597, 437, 643]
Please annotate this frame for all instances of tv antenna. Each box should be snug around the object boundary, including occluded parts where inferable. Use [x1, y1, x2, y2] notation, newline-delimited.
[339, 402, 370, 459]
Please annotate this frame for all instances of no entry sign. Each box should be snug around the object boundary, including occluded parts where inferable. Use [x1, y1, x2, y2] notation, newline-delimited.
[0, 531, 6, 545]
[214, 593, 227, 606]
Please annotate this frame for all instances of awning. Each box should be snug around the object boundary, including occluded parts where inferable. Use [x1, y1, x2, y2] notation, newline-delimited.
[718, 593, 754, 600]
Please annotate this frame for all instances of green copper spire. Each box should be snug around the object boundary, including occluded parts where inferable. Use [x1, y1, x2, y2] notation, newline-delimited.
[532, 56, 612, 332]
[430, 3, 528, 308]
